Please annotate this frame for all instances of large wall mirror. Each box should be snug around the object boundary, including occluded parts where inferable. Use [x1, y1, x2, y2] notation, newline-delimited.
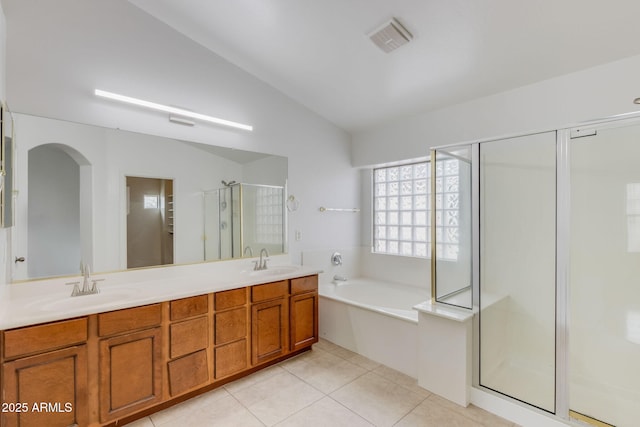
[1, 104, 15, 228]
[12, 113, 288, 281]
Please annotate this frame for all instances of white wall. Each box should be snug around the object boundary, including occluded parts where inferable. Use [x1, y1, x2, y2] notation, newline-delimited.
[0, 2, 8, 286]
[352, 53, 640, 167]
[3, 0, 358, 274]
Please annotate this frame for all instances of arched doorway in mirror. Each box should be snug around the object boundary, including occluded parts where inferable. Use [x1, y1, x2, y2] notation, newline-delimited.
[27, 143, 92, 278]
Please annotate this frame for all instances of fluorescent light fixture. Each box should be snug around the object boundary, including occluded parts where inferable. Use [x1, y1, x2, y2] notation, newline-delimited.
[168, 115, 195, 126]
[95, 89, 253, 131]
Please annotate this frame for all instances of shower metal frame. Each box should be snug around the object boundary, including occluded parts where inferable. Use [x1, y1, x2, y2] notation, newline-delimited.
[429, 109, 640, 426]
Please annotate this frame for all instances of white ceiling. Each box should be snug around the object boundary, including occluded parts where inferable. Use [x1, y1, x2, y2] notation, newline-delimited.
[68, 2, 640, 133]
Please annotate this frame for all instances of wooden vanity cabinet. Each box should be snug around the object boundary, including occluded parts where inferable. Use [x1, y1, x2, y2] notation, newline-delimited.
[1, 274, 319, 426]
[98, 304, 163, 423]
[1, 318, 89, 427]
[167, 295, 210, 397]
[290, 275, 319, 352]
[251, 280, 289, 365]
[213, 288, 249, 379]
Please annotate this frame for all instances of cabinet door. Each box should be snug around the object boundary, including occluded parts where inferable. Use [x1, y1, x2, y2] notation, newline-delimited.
[2, 345, 88, 427]
[215, 339, 248, 379]
[251, 298, 288, 365]
[99, 327, 162, 422]
[290, 291, 318, 352]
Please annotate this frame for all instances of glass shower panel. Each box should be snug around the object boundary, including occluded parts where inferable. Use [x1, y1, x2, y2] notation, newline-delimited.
[479, 132, 556, 412]
[569, 122, 640, 427]
[434, 146, 472, 309]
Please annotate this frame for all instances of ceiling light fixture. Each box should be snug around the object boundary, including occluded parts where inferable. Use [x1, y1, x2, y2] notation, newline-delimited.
[94, 89, 253, 131]
[634, 97, 640, 104]
[168, 115, 195, 126]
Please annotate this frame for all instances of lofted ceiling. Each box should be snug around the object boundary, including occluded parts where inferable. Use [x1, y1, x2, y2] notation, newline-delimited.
[128, 0, 640, 133]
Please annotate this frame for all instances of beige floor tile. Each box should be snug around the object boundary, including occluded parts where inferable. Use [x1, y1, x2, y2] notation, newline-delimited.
[314, 339, 380, 371]
[282, 350, 367, 393]
[224, 365, 287, 395]
[244, 380, 324, 426]
[426, 395, 514, 427]
[314, 338, 343, 354]
[279, 347, 332, 367]
[344, 353, 382, 371]
[330, 345, 360, 360]
[228, 369, 324, 426]
[150, 387, 229, 426]
[153, 394, 264, 427]
[395, 398, 483, 427]
[197, 394, 265, 427]
[230, 370, 308, 407]
[276, 397, 373, 427]
[372, 365, 431, 398]
[123, 417, 154, 427]
[330, 372, 425, 427]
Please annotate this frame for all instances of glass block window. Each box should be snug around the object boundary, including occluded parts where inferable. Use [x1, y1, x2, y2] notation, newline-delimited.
[435, 157, 461, 261]
[255, 186, 283, 245]
[373, 160, 459, 260]
[143, 195, 159, 209]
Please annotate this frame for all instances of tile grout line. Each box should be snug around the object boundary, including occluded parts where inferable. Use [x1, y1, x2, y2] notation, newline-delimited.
[274, 350, 372, 425]
[225, 388, 268, 426]
[324, 394, 377, 427]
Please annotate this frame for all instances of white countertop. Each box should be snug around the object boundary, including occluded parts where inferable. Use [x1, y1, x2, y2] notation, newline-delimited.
[0, 255, 322, 330]
[413, 300, 474, 322]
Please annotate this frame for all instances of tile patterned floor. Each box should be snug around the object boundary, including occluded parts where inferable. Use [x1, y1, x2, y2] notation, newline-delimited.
[126, 339, 518, 427]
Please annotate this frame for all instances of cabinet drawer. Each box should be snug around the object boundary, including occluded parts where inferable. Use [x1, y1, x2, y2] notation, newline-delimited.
[3, 317, 88, 360]
[98, 304, 162, 337]
[251, 281, 288, 302]
[291, 275, 318, 295]
[170, 295, 208, 321]
[168, 350, 209, 396]
[215, 307, 247, 345]
[215, 288, 247, 310]
[170, 316, 209, 359]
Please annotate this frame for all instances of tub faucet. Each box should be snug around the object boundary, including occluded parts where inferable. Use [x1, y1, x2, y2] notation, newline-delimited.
[244, 246, 253, 257]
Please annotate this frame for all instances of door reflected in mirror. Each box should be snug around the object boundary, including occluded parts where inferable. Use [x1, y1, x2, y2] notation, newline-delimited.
[126, 177, 174, 269]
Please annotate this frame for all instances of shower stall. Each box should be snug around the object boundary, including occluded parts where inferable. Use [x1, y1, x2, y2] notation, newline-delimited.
[203, 183, 285, 261]
[431, 115, 640, 427]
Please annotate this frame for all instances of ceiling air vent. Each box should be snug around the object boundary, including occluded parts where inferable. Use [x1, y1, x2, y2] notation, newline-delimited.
[368, 18, 413, 53]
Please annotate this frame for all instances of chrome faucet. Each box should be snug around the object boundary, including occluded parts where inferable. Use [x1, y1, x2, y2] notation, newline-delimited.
[81, 263, 91, 293]
[254, 248, 270, 271]
[67, 263, 103, 297]
[244, 246, 254, 257]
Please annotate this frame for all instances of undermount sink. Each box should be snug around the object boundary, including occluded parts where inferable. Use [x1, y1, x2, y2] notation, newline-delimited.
[246, 266, 300, 277]
[35, 289, 140, 312]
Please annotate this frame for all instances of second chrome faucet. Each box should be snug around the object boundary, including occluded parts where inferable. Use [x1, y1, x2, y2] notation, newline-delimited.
[253, 248, 270, 271]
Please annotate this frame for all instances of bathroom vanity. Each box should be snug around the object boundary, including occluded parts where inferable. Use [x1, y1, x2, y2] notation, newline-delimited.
[0, 266, 319, 427]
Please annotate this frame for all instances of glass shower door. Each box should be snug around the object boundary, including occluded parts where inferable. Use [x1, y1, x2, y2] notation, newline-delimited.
[478, 132, 557, 412]
[569, 121, 640, 427]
